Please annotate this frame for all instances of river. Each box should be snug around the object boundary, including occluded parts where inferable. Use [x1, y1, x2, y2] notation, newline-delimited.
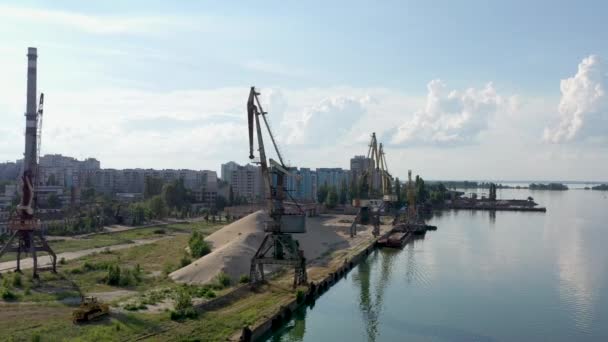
[264, 188, 608, 341]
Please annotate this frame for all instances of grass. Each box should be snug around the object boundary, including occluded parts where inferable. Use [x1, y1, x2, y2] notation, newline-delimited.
[0, 221, 222, 263]
[0, 222, 225, 301]
[0, 282, 295, 341]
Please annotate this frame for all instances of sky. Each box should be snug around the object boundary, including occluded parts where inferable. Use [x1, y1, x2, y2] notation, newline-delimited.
[1, 0, 607, 181]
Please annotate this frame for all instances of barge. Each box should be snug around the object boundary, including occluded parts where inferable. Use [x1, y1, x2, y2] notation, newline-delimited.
[377, 230, 411, 248]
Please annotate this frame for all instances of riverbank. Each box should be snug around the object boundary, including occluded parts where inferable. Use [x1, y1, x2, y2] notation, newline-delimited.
[0, 214, 395, 341]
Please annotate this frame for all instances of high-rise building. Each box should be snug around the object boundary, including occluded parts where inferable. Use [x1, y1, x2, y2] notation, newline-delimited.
[350, 155, 382, 192]
[230, 164, 264, 202]
[350, 155, 372, 178]
[296, 168, 317, 202]
[221, 161, 240, 182]
[316, 168, 350, 190]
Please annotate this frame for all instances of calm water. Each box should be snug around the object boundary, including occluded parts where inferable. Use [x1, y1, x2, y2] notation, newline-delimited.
[265, 189, 608, 341]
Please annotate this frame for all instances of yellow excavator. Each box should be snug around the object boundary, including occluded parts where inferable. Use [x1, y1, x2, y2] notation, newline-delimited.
[72, 296, 109, 323]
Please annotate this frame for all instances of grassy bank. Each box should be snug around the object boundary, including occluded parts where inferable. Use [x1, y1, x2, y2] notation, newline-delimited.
[0, 222, 219, 263]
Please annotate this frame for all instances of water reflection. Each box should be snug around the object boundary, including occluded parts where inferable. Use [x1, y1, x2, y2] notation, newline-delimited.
[352, 248, 399, 342]
[555, 217, 597, 333]
[489, 210, 496, 224]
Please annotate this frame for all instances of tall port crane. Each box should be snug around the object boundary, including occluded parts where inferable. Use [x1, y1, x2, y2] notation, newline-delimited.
[247, 87, 307, 288]
[0, 48, 56, 278]
[378, 143, 396, 203]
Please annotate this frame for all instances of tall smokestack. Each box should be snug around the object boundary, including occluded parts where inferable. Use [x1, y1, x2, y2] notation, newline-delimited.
[24, 47, 38, 175]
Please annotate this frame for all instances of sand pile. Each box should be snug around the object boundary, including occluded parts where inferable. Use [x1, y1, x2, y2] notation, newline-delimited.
[170, 210, 267, 285]
[170, 212, 380, 285]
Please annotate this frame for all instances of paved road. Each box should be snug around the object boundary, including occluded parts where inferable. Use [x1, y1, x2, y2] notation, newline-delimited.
[0, 236, 170, 273]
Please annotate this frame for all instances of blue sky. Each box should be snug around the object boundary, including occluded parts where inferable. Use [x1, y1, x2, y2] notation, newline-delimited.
[1, 1, 607, 181]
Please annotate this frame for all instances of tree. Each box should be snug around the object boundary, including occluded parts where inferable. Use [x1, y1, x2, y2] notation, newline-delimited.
[415, 175, 429, 204]
[325, 186, 338, 209]
[129, 203, 147, 226]
[81, 187, 96, 202]
[147, 195, 168, 219]
[162, 179, 191, 210]
[317, 184, 329, 203]
[215, 195, 227, 211]
[144, 176, 164, 199]
[339, 179, 348, 205]
[47, 193, 61, 209]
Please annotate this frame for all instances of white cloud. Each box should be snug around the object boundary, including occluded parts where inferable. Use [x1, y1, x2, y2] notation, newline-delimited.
[0, 5, 183, 35]
[282, 95, 371, 146]
[543, 55, 608, 143]
[391, 80, 506, 145]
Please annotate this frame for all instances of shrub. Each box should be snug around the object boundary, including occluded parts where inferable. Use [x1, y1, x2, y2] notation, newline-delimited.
[59, 257, 66, 265]
[153, 229, 166, 234]
[174, 288, 193, 312]
[107, 264, 121, 286]
[12, 273, 22, 288]
[163, 263, 176, 276]
[119, 268, 136, 287]
[124, 302, 147, 311]
[180, 255, 192, 268]
[215, 272, 231, 289]
[135, 264, 142, 279]
[124, 303, 139, 311]
[1, 287, 17, 301]
[189, 231, 210, 258]
[70, 267, 83, 274]
[239, 275, 250, 284]
[170, 307, 197, 320]
[170, 287, 197, 320]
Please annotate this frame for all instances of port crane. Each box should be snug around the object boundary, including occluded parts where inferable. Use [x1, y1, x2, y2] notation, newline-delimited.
[378, 143, 396, 203]
[247, 87, 307, 288]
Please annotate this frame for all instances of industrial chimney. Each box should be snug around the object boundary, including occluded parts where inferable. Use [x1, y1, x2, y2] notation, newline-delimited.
[24, 47, 38, 175]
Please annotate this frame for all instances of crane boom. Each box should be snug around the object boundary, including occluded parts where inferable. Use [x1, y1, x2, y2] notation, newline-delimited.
[35, 93, 44, 187]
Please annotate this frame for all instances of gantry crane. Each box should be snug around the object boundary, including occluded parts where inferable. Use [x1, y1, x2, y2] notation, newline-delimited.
[247, 87, 307, 288]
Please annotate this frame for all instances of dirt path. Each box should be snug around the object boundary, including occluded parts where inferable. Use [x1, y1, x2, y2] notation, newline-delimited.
[0, 236, 171, 273]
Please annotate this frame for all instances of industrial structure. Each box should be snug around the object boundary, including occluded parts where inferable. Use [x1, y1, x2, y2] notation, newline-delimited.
[0, 48, 57, 278]
[247, 87, 307, 288]
[352, 132, 397, 211]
